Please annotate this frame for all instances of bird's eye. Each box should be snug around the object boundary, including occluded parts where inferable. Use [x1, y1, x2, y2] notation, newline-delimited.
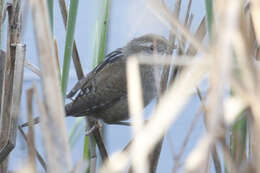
[150, 45, 154, 51]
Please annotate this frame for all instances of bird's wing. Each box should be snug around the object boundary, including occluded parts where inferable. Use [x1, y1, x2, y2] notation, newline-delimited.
[66, 48, 124, 99]
[66, 48, 127, 116]
[66, 73, 93, 98]
[93, 48, 124, 73]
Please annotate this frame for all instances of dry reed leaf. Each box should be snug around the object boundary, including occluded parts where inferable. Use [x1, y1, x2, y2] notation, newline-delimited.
[137, 54, 210, 67]
[223, 96, 247, 126]
[26, 87, 37, 173]
[16, 164, 35, 173]
[100, 152, 129, 173]
[28, 0, 72, 172]
[186, 17, 206, 56]
[127, 57, 145, 135]
[179, 0, 192, 52]
[24, 59, 41, 77]
[251, 0, 260, 45]
[169, 0, 182, 45]
[206, 0, 240, 130]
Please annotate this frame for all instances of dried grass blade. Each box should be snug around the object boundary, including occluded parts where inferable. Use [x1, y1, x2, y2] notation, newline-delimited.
[26, 88, 37, 172]
[179, 0, 192, 52]
[184, 0, 192, 26]
[169, 0, 182, 45]
[186, 17, 206, 56]
[24, 59, 41, 77]
[28, 0, 72, 172]
[251, 0, 260, 45]
[127, 57, 146, 173]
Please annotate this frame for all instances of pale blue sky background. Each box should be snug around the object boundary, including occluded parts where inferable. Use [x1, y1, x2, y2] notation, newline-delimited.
[4, 0, 209, 172]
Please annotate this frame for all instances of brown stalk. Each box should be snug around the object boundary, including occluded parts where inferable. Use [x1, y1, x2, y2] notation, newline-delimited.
[58, 0, 84, 78]
[0, 43, 25, 168]
[0, 49, 6, 172]
[0, 0, 23, 163]
[26, 88, 37, 172]
[0, 7, 4, 165]
[0, 0, 5, 48]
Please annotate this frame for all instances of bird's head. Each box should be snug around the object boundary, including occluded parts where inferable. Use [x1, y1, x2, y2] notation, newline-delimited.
[124, 34, 174, 56]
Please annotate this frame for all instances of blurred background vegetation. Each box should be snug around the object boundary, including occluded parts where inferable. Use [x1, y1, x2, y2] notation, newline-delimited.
[0, 0, 259, 173]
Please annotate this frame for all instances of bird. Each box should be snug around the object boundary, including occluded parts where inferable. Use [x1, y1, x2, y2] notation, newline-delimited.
[65, 34, 172, 125]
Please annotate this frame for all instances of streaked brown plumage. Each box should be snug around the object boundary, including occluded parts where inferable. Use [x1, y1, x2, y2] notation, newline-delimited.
[65, 34, 172, 124]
